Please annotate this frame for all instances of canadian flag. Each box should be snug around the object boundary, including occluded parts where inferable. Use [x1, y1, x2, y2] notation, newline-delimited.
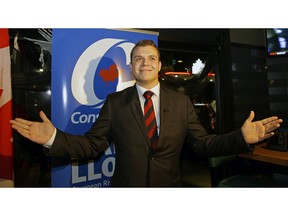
[0, 28, 14, 187]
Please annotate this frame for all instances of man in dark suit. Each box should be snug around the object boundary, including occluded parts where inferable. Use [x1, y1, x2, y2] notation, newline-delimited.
[11, 39, 282, 187]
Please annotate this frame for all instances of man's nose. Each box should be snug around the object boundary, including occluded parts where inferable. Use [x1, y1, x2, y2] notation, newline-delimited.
[142, 58, 150, 65]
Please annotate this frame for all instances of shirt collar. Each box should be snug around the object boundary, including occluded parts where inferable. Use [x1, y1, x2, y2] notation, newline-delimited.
[136, 83, 160, 98]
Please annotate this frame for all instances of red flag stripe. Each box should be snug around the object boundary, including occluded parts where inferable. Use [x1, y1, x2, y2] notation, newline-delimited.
[0, 29, 9, 48]
[0, 28, 14, 182]
[0, 101, 13, 179]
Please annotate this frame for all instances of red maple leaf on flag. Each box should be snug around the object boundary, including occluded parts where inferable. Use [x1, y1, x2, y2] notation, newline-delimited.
[99, 63, 118, 86]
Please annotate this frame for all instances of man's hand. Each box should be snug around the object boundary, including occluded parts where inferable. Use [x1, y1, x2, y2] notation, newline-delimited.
[10, 111, 55, 145]
[241, 111, 283, 144]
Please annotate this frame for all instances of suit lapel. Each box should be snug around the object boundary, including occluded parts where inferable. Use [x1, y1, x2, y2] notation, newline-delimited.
[159, 85, 170, 143]
[128, 85, 151, 147]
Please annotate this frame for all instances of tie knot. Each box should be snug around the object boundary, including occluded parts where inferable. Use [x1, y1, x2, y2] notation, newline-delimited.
[143, 91, 154, 100]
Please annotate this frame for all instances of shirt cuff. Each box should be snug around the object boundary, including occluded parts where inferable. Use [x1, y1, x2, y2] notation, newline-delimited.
[43, 128, 57, 149]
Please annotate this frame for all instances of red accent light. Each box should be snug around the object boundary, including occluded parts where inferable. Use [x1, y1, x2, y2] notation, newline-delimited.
[164, 72, 191, 75]
[208, 72, 215, 76]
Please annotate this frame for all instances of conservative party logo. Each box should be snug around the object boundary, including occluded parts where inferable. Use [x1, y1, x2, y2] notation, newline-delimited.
[71, 38, 135, 106]
[65, 38, 136, 133]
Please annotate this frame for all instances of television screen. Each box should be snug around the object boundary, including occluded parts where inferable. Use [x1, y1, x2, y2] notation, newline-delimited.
[266, 28, 288, 57]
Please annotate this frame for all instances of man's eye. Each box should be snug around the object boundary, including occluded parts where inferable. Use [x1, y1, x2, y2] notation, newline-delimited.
[150, 57, 156, 61]
[135, 57, 142, 61]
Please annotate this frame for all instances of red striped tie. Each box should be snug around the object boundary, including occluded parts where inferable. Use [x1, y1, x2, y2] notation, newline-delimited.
[143, 91, 158, 151]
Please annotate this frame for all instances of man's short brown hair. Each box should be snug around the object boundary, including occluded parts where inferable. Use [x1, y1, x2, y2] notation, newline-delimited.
[130, 39, 161, 62]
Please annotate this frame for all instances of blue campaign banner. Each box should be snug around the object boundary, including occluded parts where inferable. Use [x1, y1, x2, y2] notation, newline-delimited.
[51, 28, 158, 187]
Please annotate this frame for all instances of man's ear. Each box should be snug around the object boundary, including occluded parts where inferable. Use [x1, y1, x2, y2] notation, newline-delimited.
[158, 61, 162, 71]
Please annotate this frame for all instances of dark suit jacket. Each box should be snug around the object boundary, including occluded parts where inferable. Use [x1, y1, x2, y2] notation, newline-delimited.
[49, 84, 249, 187]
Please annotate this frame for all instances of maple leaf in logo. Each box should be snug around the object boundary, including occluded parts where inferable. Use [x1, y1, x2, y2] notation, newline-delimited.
[99, 64, 118, 86]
